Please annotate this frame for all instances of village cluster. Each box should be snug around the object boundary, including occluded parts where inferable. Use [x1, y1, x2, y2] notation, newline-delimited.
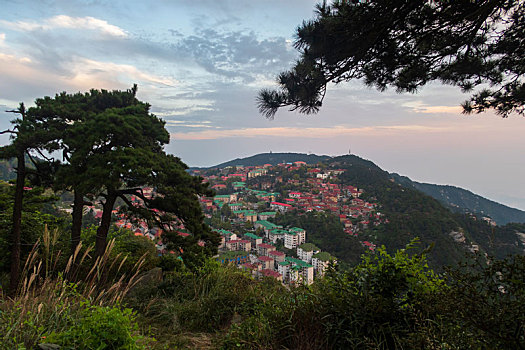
[192, 160, 388, 284]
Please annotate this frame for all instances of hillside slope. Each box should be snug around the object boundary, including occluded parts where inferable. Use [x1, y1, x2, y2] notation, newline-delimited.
[390, 173, 525, 225]
[328, 155, 525, 267]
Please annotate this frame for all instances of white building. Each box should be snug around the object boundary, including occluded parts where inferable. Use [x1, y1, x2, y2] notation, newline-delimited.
[312, 252, 337, 277]
[284, 227, 306, 249]
[297, 243, 320, 264]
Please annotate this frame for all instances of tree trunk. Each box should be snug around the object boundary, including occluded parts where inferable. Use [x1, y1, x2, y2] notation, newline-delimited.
[9, 151, 25, 296]
[71, 189, 84, 255]
[94, 191, 117, 258]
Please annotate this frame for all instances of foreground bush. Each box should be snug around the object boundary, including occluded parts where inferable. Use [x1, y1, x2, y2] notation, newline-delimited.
[224, 245, 429, 349]
[222, 242, 513, 349]
[0, 235, 148, 349]
[45, 302, 143, 350]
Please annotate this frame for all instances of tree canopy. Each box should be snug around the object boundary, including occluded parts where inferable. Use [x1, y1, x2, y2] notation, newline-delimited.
[258, 0, 525, 118]
[0, 86, 219, 291]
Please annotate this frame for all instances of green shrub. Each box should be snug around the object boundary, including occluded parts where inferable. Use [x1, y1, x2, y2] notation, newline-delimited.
[46, 302, 144, 350]
[222, 241, 447, 349]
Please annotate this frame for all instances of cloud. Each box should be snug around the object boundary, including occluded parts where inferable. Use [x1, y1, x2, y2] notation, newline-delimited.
[0, 33, 5, 45]
[68, 57, 177, 87]
[403, 101, 464, 114]
[170, 125, 453, 140]
[0, 15, 127, 37]
[165, 120, 214, 128]
[0, 52, 178, 103]
[175, 28, 297, 82]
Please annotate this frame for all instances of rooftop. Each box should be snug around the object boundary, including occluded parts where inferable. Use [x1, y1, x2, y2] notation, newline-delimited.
[268, 250, 285, 257]
[258, 243, 275, 249]
[244, 233, 262, 240]
[313, 251, 336, 262]
[255, 220, 278, 229]
[298, 243, 319, 252]
[286, 257, 314, 268]
[258, 256, 273, 262]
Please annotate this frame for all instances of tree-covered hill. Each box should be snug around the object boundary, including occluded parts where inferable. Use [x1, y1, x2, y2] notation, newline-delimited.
[327, 155, 525, 268]
[200, 152, 331, 169]
[390, 173, 525, 225]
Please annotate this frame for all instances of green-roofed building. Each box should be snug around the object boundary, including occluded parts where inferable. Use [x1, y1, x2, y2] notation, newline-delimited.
[244, 232, 263, 247]
[214, 194, 231, 202]
[285, 257, 314, 285]
[298, 243, 319, 252]
[254, 220, 280, 237]
[268, 228, 287, 243]
[277, 260, 291, 281]
[233, 209, 257, 222]
[313, 251, 336, 262]
[284, 226, 306, 249]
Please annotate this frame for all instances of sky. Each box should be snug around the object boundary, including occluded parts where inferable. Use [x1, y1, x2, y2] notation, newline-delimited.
[1, 0, 524, 211]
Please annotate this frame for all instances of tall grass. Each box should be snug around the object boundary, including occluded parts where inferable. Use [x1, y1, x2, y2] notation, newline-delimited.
[0, 226, 147, 349]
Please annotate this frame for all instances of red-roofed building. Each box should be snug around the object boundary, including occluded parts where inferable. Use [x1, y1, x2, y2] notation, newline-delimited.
[257, 243, 276, 256]
[258, 269, 282, 281]
[226, 239, 252, 252]
[258, 255, 274, 269]
[268, 250, 286, 265]
[270, 202, 293, 212]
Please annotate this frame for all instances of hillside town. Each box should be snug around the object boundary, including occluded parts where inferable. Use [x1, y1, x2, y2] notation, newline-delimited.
[191, 160, 388, 284]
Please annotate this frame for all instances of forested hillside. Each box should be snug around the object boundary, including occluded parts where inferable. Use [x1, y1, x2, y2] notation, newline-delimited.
[327, 155, 525, 267]
[391, 173, 525, 225]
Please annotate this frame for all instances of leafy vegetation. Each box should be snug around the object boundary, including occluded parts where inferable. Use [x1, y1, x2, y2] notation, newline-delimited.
[258, 0, 525, 117]
[272, 210, 364, 268]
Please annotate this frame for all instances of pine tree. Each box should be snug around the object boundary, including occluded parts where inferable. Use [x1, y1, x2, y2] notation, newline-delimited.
[258, 0, 524, 118]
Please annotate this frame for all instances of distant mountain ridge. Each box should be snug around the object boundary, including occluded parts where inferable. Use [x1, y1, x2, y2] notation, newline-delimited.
[196, 152, 525, 226]
[390, 173, 525, 225]
[202, 152, 331, 169]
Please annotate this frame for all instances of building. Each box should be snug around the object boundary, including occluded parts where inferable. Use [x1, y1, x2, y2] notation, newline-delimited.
[214, 194, 231, 203]
[289, 227, 306, 245]
[284, 227, 306, 249]
[269, 228, 287, 244]
[257, 243, 276, 257]
[297, 243, 320, 263]
[268, 250, 286, 267]
[254, 220, 280, 238]
[258, 255, 274, 270]
[244, 232, 263, 248]
[312, 252, 337, 277]
[258, 269, 282, 282]
[257, 211, 277, 221]
[278, 261, 291, 281]
[270, 201, 293, 213]
[285, 257, 314, 285]
[225, 239, 251, 252]
[248, 168, 268, 178]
